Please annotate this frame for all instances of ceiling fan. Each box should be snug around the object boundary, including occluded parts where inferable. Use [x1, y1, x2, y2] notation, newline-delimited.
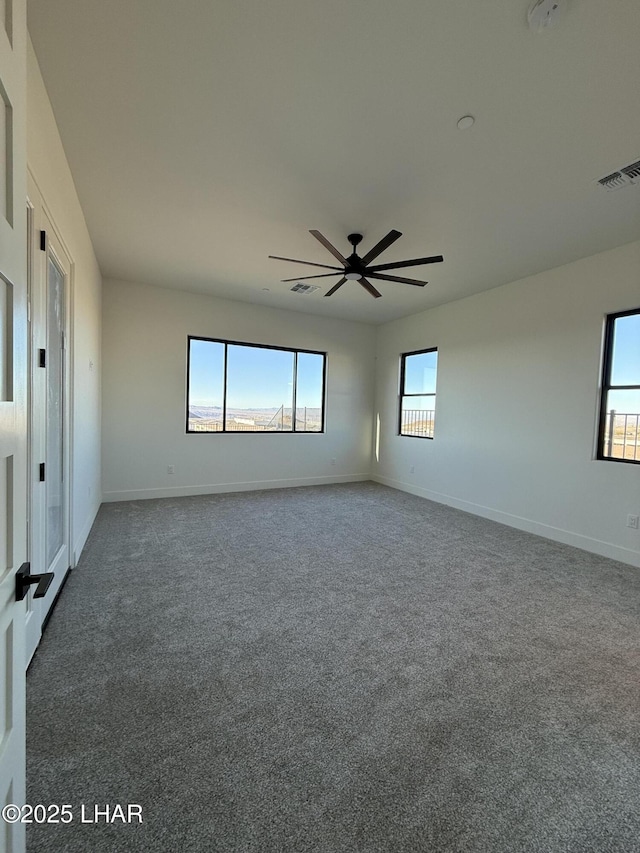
[269, 230, 444, 298]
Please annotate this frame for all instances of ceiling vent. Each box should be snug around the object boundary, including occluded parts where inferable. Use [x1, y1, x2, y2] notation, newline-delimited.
[598, 160, 640, 191]
[621, 160, 640, 181]
[290, 283, 320, 294]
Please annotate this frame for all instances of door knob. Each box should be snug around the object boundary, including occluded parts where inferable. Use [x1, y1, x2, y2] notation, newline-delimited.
[15, 563, 54, 601]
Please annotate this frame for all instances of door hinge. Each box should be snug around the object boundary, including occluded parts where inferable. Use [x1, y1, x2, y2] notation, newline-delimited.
[40, 230, 47, 251]
[38, 348, 46, 368]
[39, 462, 45, 482]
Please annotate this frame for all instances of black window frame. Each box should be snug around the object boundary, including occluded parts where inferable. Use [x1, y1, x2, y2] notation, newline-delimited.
[186, 335, 327, 435]
[597, 308, 640, 465]
[398, 347, 438, 440]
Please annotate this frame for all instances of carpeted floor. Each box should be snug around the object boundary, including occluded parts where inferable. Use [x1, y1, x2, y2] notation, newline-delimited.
[26, 482, 640, 852]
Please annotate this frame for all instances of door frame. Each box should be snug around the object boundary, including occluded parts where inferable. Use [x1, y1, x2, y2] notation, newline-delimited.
[25, 171, 74, 663]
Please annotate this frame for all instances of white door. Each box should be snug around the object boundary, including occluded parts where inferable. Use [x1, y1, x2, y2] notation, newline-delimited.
[0, 0, 29, 851]
[25, 189, 72, 663]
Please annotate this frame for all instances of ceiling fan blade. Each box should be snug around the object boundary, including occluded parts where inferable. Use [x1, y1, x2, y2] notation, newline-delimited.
[358, 277, 382, 299]
[324, 277, 347, 297]
[367, 255, 444, 272]
[360, 230, 402, 266]
[281, 272, 343, 282]
[367, 272, 428, 287]
[269, 255, 344, 271]
[309, 230, 348, 266]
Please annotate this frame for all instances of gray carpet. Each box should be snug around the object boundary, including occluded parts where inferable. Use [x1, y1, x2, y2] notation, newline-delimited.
[26, 482, 640, 852]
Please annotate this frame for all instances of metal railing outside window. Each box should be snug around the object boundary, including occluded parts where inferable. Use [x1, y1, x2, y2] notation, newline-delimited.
[400, 409, 435, 439]
[602, 411, 640, 462]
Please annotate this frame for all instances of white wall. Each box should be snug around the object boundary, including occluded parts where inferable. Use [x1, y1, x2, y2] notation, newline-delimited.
[102, 279, 375, 500]
[27, 39, 102, 562]
[373, 240, 640, 568]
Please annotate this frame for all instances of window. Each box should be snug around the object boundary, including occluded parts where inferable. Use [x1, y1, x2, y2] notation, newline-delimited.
[187, 337, 326, 433]
[399, 348, 437, 438]
[598, 309, 640, 464]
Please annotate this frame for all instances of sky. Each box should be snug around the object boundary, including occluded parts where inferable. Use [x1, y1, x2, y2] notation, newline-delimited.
[609, 313, 640, 413]
[404, 351, 437, 396]
[189, 340, 324, 409]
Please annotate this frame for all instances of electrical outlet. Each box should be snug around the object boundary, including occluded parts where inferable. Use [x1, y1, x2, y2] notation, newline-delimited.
[410, 466, 415, 474]
[627, 514, 639, 530]
[330, 458, 336, 466]
[167, 465, 175, 475]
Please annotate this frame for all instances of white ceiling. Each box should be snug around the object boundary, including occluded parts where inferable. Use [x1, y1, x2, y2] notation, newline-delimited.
[28, 0, 640, 325]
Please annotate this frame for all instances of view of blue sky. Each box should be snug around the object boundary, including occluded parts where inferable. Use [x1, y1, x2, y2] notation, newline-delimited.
[227, 345, 293, 411]
[609, 314, 640, 413]
[189, 339, 324, 410]
[404, 351, 437, 396]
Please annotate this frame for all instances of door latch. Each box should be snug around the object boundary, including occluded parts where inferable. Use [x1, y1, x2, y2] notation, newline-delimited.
[15, 562, 54, 601]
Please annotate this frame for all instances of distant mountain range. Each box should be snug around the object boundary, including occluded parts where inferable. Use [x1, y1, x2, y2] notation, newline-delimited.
[189, 405, 321, 419]
[188, 405, 223, 419]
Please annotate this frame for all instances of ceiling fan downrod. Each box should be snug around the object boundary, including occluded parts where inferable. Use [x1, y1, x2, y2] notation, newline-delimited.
[345, 234, 364, 279]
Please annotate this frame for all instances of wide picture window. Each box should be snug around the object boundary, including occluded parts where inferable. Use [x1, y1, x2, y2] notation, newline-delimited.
[399, 348, 438, 438]
[187, 337, 326, 433]
[598, 309, 640, 464]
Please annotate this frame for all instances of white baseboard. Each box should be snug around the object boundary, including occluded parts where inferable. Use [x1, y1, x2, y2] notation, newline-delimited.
[373, 474, 640, 568]
[102, 473, 371, 503]
[73, 499, 102, 565]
